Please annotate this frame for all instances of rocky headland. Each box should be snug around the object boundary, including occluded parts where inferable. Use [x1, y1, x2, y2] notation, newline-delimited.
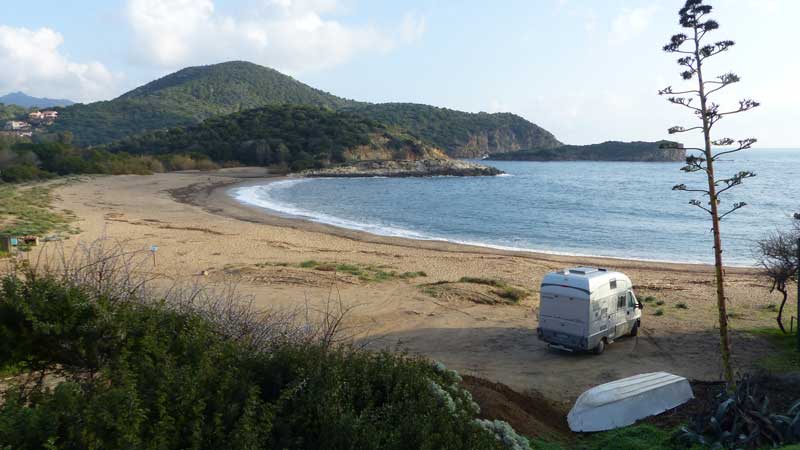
[298, 159, 504, 178]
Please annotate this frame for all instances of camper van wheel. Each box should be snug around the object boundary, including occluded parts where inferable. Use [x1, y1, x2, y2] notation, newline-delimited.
[630, 323, 639, 337]
[593, 339, 605, 355]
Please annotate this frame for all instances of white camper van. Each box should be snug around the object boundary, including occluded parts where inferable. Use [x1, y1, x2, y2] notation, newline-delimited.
[536, 267, 642, 354]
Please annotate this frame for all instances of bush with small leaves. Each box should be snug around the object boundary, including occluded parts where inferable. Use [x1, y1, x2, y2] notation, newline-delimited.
[474, 419, 532, 450]
[0, 272, 508, 450]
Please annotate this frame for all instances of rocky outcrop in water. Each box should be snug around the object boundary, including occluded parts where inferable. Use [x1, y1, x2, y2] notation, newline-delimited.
[298, 159, 503, 178]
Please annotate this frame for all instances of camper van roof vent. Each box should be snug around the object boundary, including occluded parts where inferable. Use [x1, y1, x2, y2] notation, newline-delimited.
[568, 267, 600, 275]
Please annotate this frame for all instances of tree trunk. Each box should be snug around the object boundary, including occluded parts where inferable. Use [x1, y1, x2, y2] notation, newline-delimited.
[777, 287, 788, 334]
[694, 27, 736, 388]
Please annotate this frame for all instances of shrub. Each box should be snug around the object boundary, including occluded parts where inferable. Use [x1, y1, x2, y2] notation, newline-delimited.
[675, 302, 688, 309]
[400, 271, 427, 279]
[643, 296, 657, 303]
[0, 272, 508, 450]
[493, 287, 529, 303]
[654, 308, 665, 316]
[675, 375, 800, 449]
[655, 300, 665, 306]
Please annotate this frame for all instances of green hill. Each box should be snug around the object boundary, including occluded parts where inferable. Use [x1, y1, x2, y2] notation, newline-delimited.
[107, 104, 445, 171]
[49, 61, 361, 146]
[48, 61, 561, 155]
[0, 103, 29, 121]
[487, 140, 686, 162]
[344, 103, 562, 157]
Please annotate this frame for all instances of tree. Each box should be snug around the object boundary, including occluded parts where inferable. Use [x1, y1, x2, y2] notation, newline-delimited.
[659, 0, 760, 387]
[756, 216, 800, 333]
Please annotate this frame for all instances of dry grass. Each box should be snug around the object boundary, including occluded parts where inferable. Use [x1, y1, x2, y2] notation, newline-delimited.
[10, 237, 365, 353]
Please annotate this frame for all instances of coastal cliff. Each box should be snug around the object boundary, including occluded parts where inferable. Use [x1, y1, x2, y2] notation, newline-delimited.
[298, 159, 503, 177]
[487, 140, 685, 162]
[341, 103, 562, 158]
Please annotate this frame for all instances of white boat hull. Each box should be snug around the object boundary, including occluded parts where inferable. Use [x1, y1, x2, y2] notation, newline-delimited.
[568, 372, 694, 432]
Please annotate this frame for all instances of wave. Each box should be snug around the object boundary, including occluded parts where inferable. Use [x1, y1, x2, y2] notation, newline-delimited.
[233, 180, 430, 240]
[231, 179, 728, 266]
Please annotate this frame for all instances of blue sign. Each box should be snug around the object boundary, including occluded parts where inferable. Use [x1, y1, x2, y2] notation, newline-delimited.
[10, 238, 18, 246]
[150, 245, 158, 252]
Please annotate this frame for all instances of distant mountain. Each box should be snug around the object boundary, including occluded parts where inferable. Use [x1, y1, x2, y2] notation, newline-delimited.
[107, 104, 447, 172]
[0, 92, 75, 108]
[344, 103, 561, 157]
[487, 141, 686, 162]
[50, 61, 362, 146]
[50, 61, 562, 155]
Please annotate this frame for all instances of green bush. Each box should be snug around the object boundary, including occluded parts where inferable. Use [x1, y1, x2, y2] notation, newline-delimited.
[654, 308, 665, 316]
[0, 273, 508, 450]
[675, 302, 688, 309]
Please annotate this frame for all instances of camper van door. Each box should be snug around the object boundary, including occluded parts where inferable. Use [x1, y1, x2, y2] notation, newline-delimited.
[613, 291, 630, 338]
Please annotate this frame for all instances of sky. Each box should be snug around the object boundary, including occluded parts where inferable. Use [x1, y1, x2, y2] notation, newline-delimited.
[1, 0, 798, 147]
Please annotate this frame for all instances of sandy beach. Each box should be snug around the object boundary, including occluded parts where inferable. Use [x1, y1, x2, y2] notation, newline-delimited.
[40, 169, 784, 403]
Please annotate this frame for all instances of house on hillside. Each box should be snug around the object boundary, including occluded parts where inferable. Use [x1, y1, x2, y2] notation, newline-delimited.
[28, 111, 44, 121]
[42, 110, 58, 120]
[4, 120, 31, 131]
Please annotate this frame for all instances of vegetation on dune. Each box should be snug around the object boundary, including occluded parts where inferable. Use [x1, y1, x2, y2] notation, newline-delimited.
[0, 248, 517, 450]
[457, 277, 530, 303]
[107, 104, 440, 172]
[49, 61, 362, 146]
[343, 102, 561, 157]
[420, 277, 530, 305]
[0, 139, 219, 183]
[292, 260, 426, 282]
[0, 184, 75, 237]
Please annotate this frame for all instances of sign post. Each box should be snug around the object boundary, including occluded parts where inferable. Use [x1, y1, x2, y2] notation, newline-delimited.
[150, 245, 158, 268]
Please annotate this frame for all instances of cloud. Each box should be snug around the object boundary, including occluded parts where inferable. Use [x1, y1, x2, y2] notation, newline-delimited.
[0, 25, 118, 102]
[609, 7, 657, 45]
[399, 11, 426, 44]
[126, 0, 424, 73]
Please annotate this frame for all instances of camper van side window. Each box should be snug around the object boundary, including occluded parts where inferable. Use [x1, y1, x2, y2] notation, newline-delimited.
[617, 295, 626, 309]
[610, 280, 617, 289]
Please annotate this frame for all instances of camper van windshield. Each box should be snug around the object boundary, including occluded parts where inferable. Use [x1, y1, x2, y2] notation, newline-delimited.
[627, 292, 636, 308]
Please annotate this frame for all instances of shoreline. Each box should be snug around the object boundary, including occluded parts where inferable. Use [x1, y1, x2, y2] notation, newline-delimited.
[46, 170, 779, 400]
[172, 170, 754, 276]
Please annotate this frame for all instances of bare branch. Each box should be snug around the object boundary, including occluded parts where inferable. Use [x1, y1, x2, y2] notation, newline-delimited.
[673, 184, 710, 194]
[716, 170, 756, 196]
[668, 125, 703, 134]
[668, 96, 701, 111]
[688, 199, 712, 215]
[719, 202, 747, 220]
[712, 138, 757, 160]
[717, 98, 760, 117]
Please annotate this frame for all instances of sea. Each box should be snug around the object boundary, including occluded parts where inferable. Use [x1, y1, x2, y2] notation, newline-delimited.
[232, 149, 800, 266]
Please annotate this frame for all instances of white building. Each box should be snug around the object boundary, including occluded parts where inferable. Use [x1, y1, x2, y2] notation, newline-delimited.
[4, 121, 31, 131]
